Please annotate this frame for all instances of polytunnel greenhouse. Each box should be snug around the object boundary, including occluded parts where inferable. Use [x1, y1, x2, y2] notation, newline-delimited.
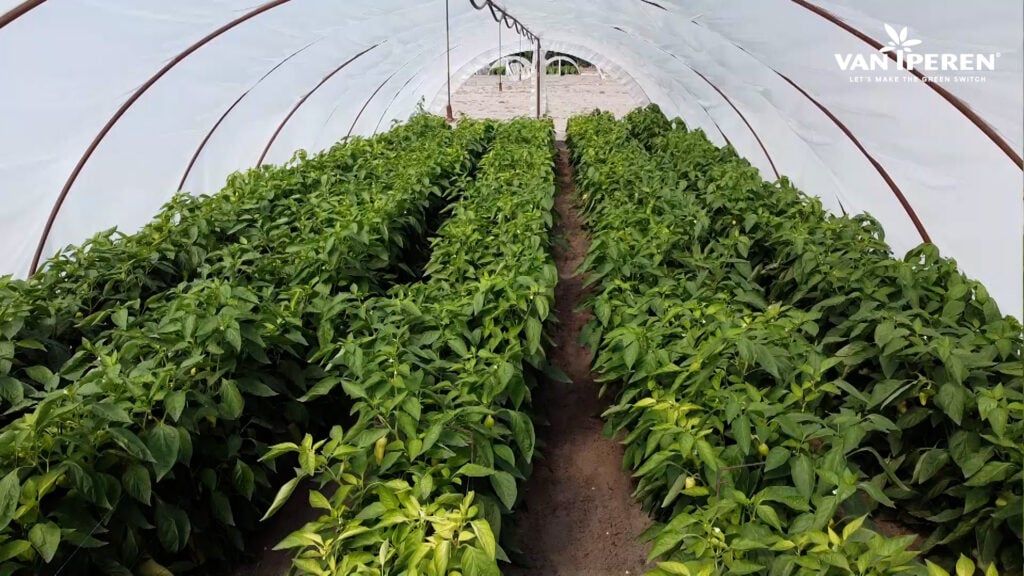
[0, 1, 1021, 575]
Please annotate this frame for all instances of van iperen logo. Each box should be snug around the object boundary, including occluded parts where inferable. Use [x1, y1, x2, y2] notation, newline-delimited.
[836, 23, 1000, 84]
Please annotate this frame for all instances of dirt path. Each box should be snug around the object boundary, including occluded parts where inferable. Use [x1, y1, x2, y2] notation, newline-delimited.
[507, 143, 651, 576]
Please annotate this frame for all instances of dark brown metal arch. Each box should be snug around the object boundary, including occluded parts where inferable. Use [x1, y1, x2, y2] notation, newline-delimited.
[687, 18, 931, 242]
[0, 0, 44, 30]
[609, 26, 731, 146]
[772, 70, 930, 243]
[346, 71, 401, 140]
[791, 0, 1022, 170]
[611, 26, 779, 178]
[30, 0, 295, 275]
[686, 66, 780, 179]
[178, 40, 319, 193]
[257, 43, 381, 167]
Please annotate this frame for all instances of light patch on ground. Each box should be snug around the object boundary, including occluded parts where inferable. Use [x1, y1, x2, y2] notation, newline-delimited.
[452, 72, 644, 138]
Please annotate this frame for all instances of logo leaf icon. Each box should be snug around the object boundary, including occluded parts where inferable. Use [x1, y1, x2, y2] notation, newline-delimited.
[899, 27, 909, 42]
[885, 23, 901, 44]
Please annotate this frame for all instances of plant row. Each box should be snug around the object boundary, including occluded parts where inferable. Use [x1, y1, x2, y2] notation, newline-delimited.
[262, 118, 558, 576]
[567, 106, 1022, 576]
[0, 115, 492, 574]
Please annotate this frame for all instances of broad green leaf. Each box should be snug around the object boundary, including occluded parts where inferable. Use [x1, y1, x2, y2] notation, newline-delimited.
[210, 491, 235, 526]
[791, 454, 814, 500]
[508, 411, 535, 463]
[462, 545, 500, 576]
[91, 402, 132, 424]
[458, 464, 494, 478]
[764, 446, 790, 472]
[935, 382, 968, 425]
[233, 460, 255, 499]
[109, 427, 156, 463]
[964, 462, 1015, 486]
[122, 464, 152, 505]
[0, 540, 31, 563]
[28, 521, 61, 563]
[144, 422, 180, 481]
[471, 519, 497, 559]
[155, 501, 190, 553]
[490, 471, 517, 509]
[219, 380, 244, 420]
[913, 449, 950, 484]
[164, 391, 186, 422]
[0, 470, 21, 530]
[262, 477, 301, 521]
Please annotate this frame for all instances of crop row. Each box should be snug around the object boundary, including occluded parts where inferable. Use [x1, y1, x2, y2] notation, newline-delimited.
[567, 106, 1022, 576]
[0, 115, 491, 574]
[262, 118, 558, 576]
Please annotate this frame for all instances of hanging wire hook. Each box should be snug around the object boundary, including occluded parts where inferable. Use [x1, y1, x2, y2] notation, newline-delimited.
[467, 0, 537, 43]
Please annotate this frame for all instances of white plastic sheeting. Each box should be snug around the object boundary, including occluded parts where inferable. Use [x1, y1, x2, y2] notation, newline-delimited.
[0, 0, 1021, 317]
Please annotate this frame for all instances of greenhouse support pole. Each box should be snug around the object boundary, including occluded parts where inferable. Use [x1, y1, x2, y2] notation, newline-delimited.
[535, 38, 541, 118]
[498, 20, 503, 92]
[444, 0, 453, 122]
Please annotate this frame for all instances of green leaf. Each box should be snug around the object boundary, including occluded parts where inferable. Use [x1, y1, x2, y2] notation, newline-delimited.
[695, 440, 718, 471]
[508, 411, 535, 463]
[756, 504, 783, 531]
[122, 464, 152, 505]
[623, 340, 640, 370]
[262, 477, 300, 521]
[471, 520, 497, 559]
[225, 324, 242, 352]
[791, 455, 814, 501]
[164, 391, 186, 422]
[91, 402, 132, 424]
[658, 562, 692, 575]
[0, 376, 23, 404]
[935, 382, 969, 425]
[112, 308, 129, 330]
[28, 521, 61, 563]
[842, 515, 866, 541]
[299, 377, 341, 402]
[913, 449, 950, 484]
[490, 471, 517, 509]
[925, 557, 946, 573]
[0, 470, 21, 530]
[462, 546, 500, 576]
[764, 446, 790, 472]
[835, 341, 876, 366]
[964, 462, 1015, 486]
[219, 380, 244, 420]
[857, 480, 895, 507]
[233, 460, 255, 499]
[211, 491, 235, 526]
[662, 474, 687, 508]
[155, 501, 190, 553]
[0, 540, 31, 563]
[458, 464, 494, 478]
[109, 427, 156, 462]
[25, 366, 58, 389]
[145, 422, 181, 481]
[525, 317, 542, 355]
[732, 415, 751, 454]
[956, 556, 976, 576]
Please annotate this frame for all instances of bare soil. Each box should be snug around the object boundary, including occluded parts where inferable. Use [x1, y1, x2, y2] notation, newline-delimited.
[506, 143, 651, 576]
[451, 73, 644, 138]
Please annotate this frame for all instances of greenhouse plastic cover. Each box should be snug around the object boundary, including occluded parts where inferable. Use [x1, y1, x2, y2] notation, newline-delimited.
[1, 0, 1022, 317]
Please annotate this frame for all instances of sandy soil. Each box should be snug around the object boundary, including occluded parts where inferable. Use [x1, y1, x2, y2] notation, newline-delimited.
[452, 73, 644, 138]
[506, 143, 651, 576]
